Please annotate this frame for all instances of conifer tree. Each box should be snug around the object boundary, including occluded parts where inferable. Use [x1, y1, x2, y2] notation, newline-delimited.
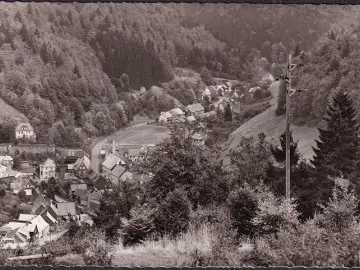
[224, 103, 233, 122]
[271, 130, 300, 167]
[311, 91, 359, 179]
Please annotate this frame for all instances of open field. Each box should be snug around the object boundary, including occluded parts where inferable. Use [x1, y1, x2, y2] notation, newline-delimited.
[0, 98, 28, 121]
[222, 81, 319, 164]
[114, 124, 170, 145]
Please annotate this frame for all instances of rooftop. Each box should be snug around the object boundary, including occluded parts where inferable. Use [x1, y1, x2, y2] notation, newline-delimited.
[111, 165, 126, 178]
[15, 123, 34, 132]
[41, 158, 56, 168]
[57, 202, 76, 216]
[185, 103, 204, 113]
[101, 156, 119, 171]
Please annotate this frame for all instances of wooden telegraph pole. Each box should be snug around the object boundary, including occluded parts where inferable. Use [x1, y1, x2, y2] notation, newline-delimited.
[285, 52, 292, 201]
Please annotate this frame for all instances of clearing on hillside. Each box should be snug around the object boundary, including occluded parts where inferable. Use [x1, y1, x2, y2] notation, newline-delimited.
[222, 81, 319, 163]
[0, 98, 28, 122]
[115, 124, 170, 145]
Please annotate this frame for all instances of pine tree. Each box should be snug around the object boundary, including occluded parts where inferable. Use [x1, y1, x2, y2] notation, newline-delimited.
[224, 103, 233, 122]
[311, 91, 359, 179]
[293, 45, 301, 57]
[271, 130, 300, 167]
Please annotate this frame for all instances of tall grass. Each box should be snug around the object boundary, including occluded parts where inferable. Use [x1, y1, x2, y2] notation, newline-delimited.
[112, 223, 215, 266]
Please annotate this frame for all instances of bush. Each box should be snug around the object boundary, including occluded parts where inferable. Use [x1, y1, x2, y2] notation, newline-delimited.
[154, 188, 191, 238]
[227, 185, 258, 237]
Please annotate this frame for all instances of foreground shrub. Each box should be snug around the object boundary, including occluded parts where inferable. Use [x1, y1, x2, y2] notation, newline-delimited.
[154, 188, 191, 238]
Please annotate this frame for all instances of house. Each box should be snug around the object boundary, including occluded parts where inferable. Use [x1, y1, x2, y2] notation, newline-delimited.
[39, 158, 56, 181]
[185, 103, 205, 117]
[18, 161, 35, 177]
[16, 224, 38, 243]
[191, 133, 205, 145]
[158, 112, 172, 125]
[11, 178, 35, 196]
[18, 214, 36, 222]
[201, 88, 212, 101]
[73, 189, 89, 206]
[125, 147, 147, 163]
[15, 123, 36, 142]
[170, 108, 185, 123]
[30, 215, 49, 239]
[70, 183, 87, 192]
[78, 214, 94, 226]
[109, 164, 126, 184]
[54, 195, 67, 203]
[40, 207, 58, 228]
[93, 175, 111, 192]
[56, 202, 77, 221]
[101, 156, 120, 179]
[73, 156, 90, 178]
[0, 155, 13, 170]
[0, 165, 7, 178]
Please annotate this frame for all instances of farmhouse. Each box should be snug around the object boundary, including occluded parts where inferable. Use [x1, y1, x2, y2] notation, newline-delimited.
[15, 123, 36, 142]
[109, 164, 126, 184]
[39, 159, 56, 182]
[185, 103, 204, 117]
[73, 155, 91, 178]
[125, 147, 147, 163]
[169, 108, 185, 123]
[158, 111, 172, 125]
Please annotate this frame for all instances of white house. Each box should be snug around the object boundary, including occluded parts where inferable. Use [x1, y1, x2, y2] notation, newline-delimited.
[0, 156, 13, 170]
[40, 158, 56, 181]
[15, 123, 36, 141]
[30, 215, 49, 239]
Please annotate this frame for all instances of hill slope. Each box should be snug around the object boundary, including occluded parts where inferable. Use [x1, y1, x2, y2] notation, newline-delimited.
[223, 81, 319, 163]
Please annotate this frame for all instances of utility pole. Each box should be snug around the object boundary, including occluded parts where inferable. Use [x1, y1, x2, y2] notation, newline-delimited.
[275, 49, 305, 201]
[285, 52, 292, 201]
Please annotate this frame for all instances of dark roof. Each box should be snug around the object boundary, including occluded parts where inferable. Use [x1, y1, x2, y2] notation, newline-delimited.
[93, 175, 111, 190]
[64, 156, 79, 164]
[74, 189, 88, 200]
[89, 171, 100, 181]
[40, 211, 56, 226]
[88, 200, 101, 212]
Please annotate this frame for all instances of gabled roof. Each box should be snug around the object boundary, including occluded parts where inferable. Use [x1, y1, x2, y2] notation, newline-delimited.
[18, 214, 36, 222]
[111, 165, 126, 178]
[202, 88, 211, 96]
[57, 202, 76, 216]
[169, 108, 184, 116]
[74, 156, 90, 171]
[64, 156, 79, 164]
[71, 183, 87, 192]
[30, 215, 48, 232]
[41, 158, 56, 168]
[160, 112, 172, 119]
[15, 123, 34, 132]
[185, 103, 204, 113]
[40, 211, 57, 227]
[88, 171, 100, 181]
[93, 175, 111, 191]
[101, 156, 119, 171]
[88, 200, 101, 213]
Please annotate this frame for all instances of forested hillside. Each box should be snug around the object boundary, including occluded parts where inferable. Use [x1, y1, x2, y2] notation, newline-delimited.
[290, 11, 360, 127]
[0, 2, 240, 148]
[181, 4, 346, 64]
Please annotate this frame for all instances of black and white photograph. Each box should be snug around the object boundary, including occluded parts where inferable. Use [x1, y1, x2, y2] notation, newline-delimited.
[0, 1, 358, 267]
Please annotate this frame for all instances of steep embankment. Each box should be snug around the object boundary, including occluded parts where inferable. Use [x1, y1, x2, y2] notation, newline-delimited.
[223, 81, 319, 163]
[0, 97, 28, 122]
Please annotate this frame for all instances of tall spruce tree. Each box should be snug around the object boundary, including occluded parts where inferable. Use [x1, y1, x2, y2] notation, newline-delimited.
[311, 91, 359, 179]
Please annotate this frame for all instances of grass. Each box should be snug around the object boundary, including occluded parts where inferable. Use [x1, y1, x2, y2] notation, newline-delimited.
[114, 124, 170, 145]
[223, 81, 319, 163]
[0, 98, 28, 121]
[111, 224, 214, 267]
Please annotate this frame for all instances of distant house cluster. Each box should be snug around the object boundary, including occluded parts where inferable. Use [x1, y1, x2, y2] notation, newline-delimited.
[99, 141, 155, 185]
